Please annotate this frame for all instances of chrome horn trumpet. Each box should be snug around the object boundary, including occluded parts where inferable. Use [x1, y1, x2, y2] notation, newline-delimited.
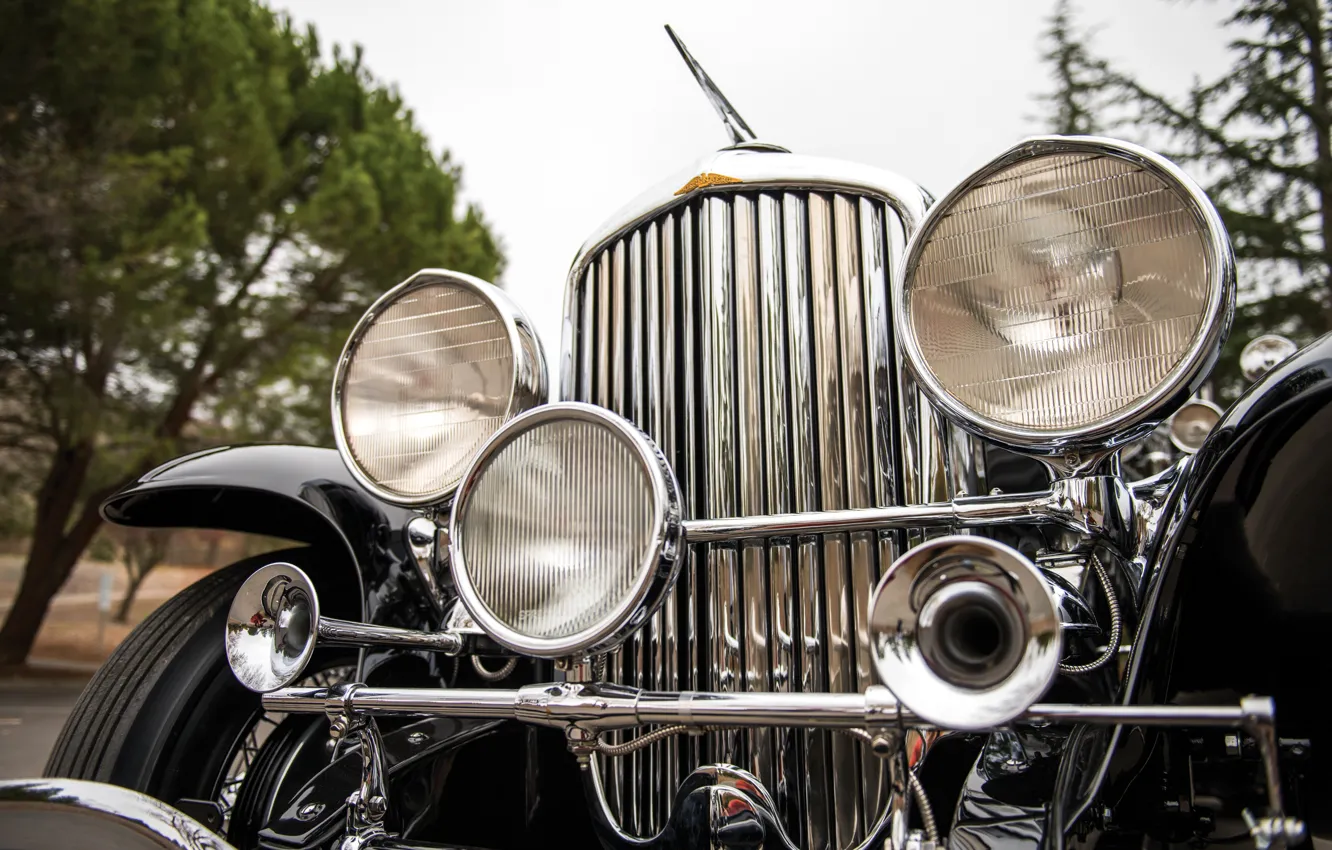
[225, 562, 463, 693]
[869, 535, 1064, 730]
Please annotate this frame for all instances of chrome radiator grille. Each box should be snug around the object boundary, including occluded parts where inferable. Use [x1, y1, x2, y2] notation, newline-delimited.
[565, 188, 907, 849]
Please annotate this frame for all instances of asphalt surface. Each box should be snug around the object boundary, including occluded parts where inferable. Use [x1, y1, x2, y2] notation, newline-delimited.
[0, 679, 87, 779]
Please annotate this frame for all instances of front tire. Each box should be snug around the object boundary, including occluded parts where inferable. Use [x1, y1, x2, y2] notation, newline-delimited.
[44, 547, 345, 844]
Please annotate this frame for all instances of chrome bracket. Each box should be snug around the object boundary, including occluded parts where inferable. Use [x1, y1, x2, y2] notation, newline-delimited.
[1240, 696, 1307, 850]
[324, 684, 393, 850]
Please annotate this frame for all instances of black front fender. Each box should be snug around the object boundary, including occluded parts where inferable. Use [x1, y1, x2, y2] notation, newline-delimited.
[102, 444, 421, 625]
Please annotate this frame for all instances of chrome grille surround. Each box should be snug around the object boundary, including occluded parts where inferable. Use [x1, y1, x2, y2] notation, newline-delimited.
[559, 149, 980, 848]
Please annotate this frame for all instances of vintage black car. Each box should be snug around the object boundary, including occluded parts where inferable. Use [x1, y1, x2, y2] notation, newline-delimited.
[6, 28, 1327, 850]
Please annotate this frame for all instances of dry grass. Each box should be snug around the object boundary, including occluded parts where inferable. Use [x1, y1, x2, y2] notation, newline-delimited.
[0, 556, 214, 667]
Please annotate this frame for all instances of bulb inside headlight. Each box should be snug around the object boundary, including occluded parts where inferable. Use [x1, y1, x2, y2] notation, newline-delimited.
[897, 137, 1234, 451]
[448, 402, 683, 658]
[333, 269, 546, 506]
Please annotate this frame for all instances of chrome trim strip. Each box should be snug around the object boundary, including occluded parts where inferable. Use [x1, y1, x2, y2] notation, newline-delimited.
[809, 192, 861, 847]
[732, 195, 775, 795]
[558, 149, 930, 397]
[781, 191, 833, 849]
[0, 779, 236, 850]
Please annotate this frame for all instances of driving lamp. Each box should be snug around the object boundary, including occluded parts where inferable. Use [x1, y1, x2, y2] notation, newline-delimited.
[448, 403, 683, 658]
[896, 136, 1234, 452]
[332, 270, 547, 506]
[1168, 399, 1222, 453]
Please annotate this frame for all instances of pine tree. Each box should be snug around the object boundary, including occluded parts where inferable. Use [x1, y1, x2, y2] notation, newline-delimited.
[1036, 0, 1332, 396]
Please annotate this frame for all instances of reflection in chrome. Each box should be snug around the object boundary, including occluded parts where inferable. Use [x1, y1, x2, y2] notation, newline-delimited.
[562, 168, 926, 841]
[1240, 333, 1299, 381]
[225, 563, 462, 693]
[868, 536, 1064, 730]
[258, 680, 1300, 848]
[0, 778, 236, 850]
[1167, 398, 1223, 453]
[662, 26, 761, 148]
[215, 663, 356, 834]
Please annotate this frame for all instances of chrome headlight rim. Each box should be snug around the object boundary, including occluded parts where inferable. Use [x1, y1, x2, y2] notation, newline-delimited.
[331, 268, 548, 507]
[893, 135, 1236, 454]
[447, 401, 684, 659]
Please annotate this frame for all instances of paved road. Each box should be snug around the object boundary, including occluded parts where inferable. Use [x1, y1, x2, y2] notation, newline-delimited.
[0, 679, 87, 779]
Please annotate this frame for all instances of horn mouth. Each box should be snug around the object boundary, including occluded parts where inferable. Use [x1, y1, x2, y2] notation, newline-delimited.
[869, 535, 1062, 730]
[225, 562, 321, 693]
[918, 580, 1027, 690]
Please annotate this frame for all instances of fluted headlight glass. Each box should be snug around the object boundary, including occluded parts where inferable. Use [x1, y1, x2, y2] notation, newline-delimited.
[449, 403, 683, 657]
[333, 270, 546, 506]
[898, 137, 1234, 450]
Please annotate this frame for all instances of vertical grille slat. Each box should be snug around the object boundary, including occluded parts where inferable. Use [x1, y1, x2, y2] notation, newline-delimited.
[781, 191, 834, 850]
[572, 187, 906, 846]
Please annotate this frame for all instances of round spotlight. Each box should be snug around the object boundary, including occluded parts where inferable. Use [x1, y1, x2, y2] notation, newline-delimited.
[1240, 334, 1298, 382]
[448, 403, 683, 658]
[1168, 399, 1222, 453]
[896, 136, 1235, 453]
[869, 536, 1062, 730]
[333, 269, 547, 506]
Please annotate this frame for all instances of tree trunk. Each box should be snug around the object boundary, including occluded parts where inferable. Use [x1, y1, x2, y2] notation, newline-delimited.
[0, 523, 95, 666]
[113, 569, 146, 624]
[0, 444, 102, 666]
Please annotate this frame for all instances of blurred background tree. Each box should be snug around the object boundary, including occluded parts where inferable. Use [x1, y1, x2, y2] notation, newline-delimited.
[1039, 0, 1332, 399]
[0, 0, 503, 665]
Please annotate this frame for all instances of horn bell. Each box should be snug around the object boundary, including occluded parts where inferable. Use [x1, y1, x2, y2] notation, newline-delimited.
[869, 535, 1062, 730]
[225, 562, 320, 693]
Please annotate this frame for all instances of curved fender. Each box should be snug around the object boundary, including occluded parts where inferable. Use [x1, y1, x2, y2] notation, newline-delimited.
[102, 444, 423, 625]
[1048, 332, 1332, 841]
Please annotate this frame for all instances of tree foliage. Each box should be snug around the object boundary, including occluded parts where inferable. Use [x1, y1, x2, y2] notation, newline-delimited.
[0, 0, 503, 664]
[1037, 0, 1332, 397]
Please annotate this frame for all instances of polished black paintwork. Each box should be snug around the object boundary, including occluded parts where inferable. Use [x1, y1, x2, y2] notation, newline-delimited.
[102, 444, 430, 627]
[1047, 333, 1332, 845]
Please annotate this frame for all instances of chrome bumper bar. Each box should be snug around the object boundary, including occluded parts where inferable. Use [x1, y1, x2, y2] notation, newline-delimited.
[264, 681, 1272, 734]
[268, 683, 1300, 848]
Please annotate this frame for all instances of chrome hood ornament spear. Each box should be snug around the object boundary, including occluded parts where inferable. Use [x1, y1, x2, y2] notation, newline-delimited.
[665, 25, 788, 152]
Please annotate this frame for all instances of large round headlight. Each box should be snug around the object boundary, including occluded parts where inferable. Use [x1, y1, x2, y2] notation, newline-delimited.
[448, 403, 683, 658]
[896, 136, 1234, 452]
[333, 270, 546, 506]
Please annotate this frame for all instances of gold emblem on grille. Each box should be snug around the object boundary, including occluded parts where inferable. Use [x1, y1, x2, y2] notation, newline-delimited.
[674, 172, 743, 196]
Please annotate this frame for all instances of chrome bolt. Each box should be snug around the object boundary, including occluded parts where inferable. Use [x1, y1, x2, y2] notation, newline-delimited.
[364, 795, 388, 821]
[297, 802, 325, 822]
[870, 734, 894, 757]
[328, 718, 348, 739]
[407, 731, 428, 746]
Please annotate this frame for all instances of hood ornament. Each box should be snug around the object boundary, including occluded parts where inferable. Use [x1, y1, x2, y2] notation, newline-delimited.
[665, 25, 787, 152]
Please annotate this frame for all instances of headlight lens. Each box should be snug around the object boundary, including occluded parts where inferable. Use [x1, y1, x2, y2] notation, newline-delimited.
[448, 403, 683, 657]
[897, 136, 1234, 450]
[333, 270, 546, 505]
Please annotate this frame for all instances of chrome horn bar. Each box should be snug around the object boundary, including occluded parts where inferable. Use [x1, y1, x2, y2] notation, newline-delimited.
[225, 562, 462, 693]
[681, 476, 1134, 545]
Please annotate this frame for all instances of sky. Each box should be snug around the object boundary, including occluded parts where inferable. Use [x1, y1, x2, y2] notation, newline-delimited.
[275, 0, 1234, 383]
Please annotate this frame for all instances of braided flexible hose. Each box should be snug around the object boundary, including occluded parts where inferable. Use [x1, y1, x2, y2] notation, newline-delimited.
[1058, 553, 1123, 675]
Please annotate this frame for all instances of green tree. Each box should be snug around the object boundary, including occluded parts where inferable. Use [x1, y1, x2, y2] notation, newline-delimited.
[1036, 0, 1332, 396]
[0, 0, 502, 665]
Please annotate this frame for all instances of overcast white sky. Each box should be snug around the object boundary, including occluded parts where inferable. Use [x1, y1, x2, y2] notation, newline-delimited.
[276, 0, 1233, 376]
